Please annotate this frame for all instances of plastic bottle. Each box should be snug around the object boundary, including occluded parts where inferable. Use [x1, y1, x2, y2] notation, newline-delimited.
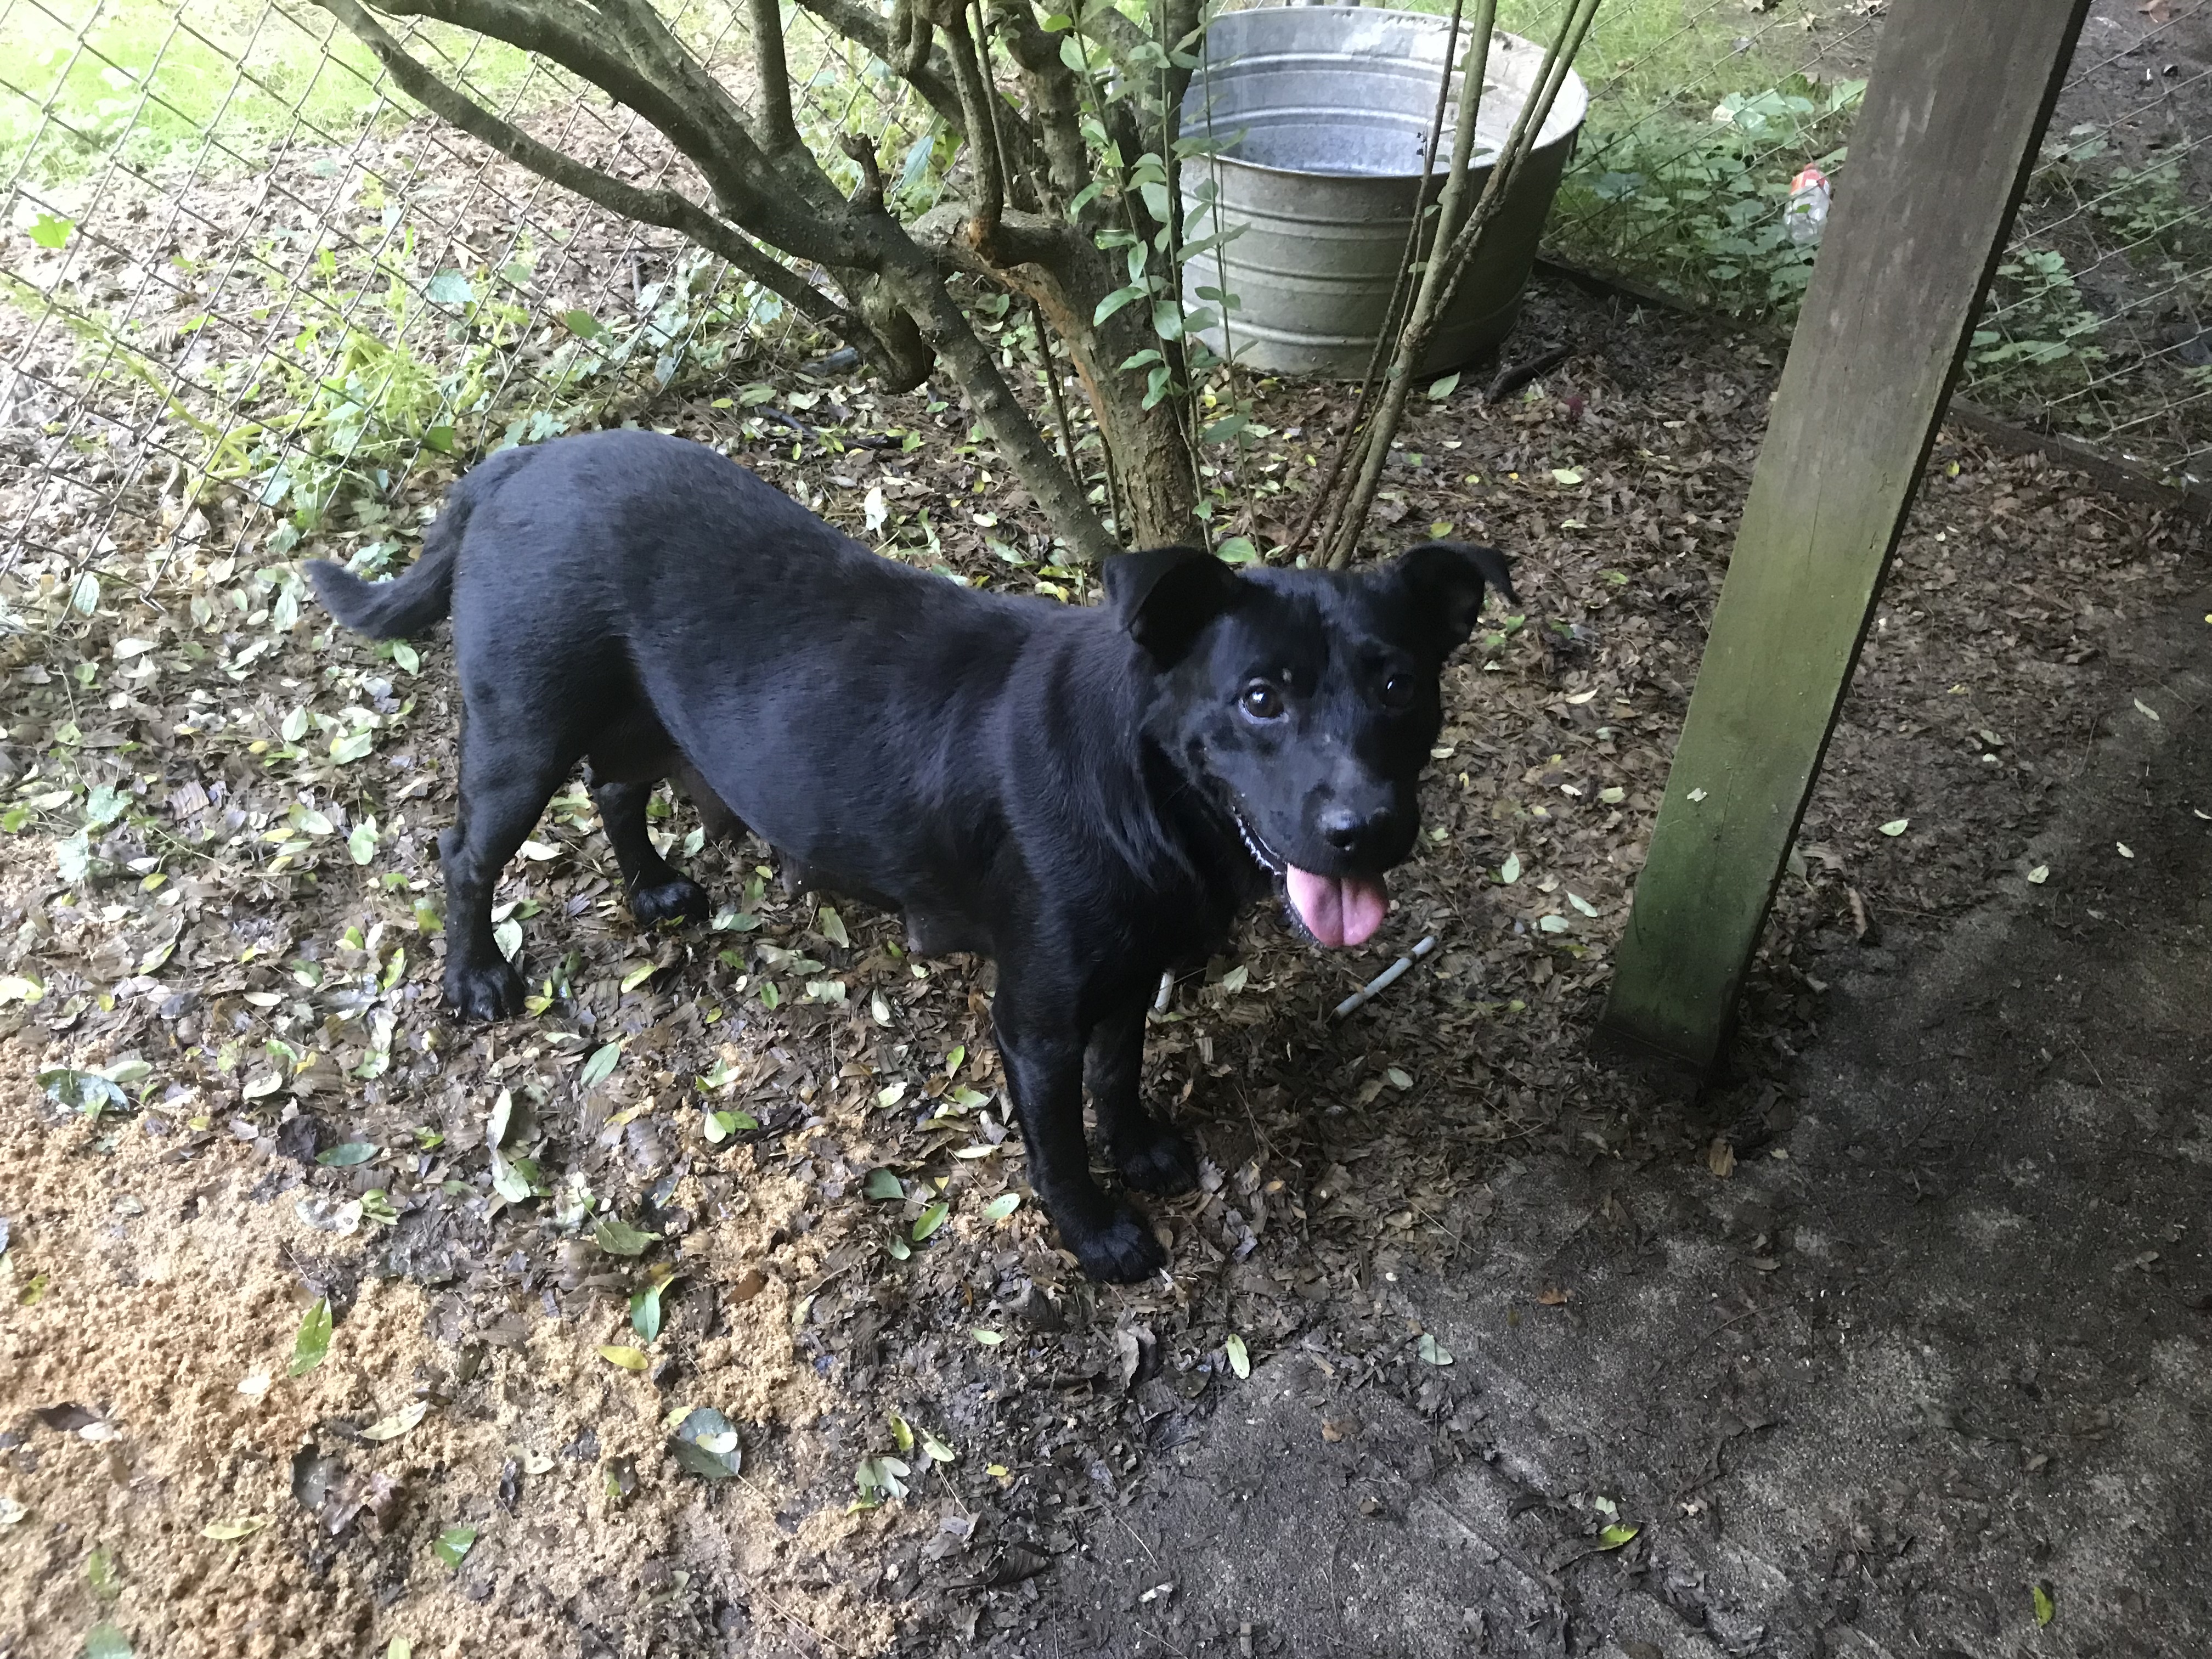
[1785, 165, 1831, 246]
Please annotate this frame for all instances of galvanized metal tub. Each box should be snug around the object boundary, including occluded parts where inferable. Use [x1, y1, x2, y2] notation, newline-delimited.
[1178, 7, 1587, 377]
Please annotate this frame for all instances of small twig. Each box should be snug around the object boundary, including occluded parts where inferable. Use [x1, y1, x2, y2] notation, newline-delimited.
[1332, 935, 1438, 1019]
[838, 133, 885, 210]
[1033, 298, 1081, 472]
[1483, 342, 1571, 403]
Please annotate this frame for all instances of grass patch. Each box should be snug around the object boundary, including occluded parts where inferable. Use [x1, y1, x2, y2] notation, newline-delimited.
[0, 0, 542, 189]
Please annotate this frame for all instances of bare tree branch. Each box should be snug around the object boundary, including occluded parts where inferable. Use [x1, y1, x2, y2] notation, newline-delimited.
[940, 5, 1005, 250]
[989, 0, 1093, 212]
[311, 0, 919, 376]
[787, 0, 964, 129]
[746, 0, 803, 154]
[873, 251, 1116, 564]
[364, 0, 771, 208]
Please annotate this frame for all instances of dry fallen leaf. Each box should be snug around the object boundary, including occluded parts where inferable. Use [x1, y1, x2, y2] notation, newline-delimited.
[1707, 1137, 1737, 1179]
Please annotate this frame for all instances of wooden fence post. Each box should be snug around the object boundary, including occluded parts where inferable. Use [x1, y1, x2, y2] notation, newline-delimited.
[1598, 0, 2094, 1077]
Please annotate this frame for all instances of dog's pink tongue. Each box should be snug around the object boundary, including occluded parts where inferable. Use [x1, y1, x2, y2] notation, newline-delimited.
[1285, 866, 1389, 949]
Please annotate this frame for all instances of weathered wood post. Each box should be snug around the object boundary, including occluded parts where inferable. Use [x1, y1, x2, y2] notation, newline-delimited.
[1598, 0, 2093, 1076]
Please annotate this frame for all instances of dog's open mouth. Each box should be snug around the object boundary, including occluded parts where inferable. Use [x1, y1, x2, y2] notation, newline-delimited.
[1231, 811, 1389, 950]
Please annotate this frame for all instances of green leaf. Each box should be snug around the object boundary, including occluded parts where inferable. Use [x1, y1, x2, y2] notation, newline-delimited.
[579, 1042, 622, 1090]
[40, 1068, 125, 1116]
[864, 1167, 905, 1201]
[1878, 818, 1910, 837]
[1418, 1332, 1454, 1365]
[592, 1216, 661, 1257]
[1498, 853, 1522, 885]
[670, 1407, 741, 1480]
[561, 308, 604, 339]
[981, 1193, 1021, 1222]
[598, 1344, 651, 1371]
[489, 1150, 541, 1204]
[1427, 372, 1461, 400]
[912, 1200, 950, 1242]
[29, 212, 77, 249]
[347, 820, 378, 865]
[289, 1297, 332, 1376]
[631, 1272, 676, 1342]
[1224, 1333, 1250, 1379]
[1596, 1523, 1640, 1549]
[85, 783, 129, 827]
[1093, 283, 1147, 326]
[1214, 537, 1259, 566]
[84, 1624, 131, 1659]
[317, 1143, 377, 1167]
[433, 1524, 478, 1568]
[1550, 466, 1584, 486]
[1150, 300, 1185, 341]
[426, 270, 475, 306]
[918, 1427, 956, 1463]
[971, 1328, 1005, 1346]
[391, 641, 420, 675]
[2032, 1583, 2055, 1627]
[817, 906, 850, 947]
[855, 1454, 910, 1502]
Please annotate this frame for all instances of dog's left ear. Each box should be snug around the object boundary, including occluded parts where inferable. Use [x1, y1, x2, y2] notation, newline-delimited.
[1104, 545, 1243, 664]
[1385, 540, 1517, 651]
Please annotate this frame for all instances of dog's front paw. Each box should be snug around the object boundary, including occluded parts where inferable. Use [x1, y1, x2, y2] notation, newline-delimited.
[446, 955, 526, 1022]
[1113, 1120, 1200, 1196]
[1065, 1199, 1169, 1283]
[630, 877, 710, 928]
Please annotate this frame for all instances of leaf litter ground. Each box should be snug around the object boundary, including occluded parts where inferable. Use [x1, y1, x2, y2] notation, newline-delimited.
[1, 261, 2203, 1659]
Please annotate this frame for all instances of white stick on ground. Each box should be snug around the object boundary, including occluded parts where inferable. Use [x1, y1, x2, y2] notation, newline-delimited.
[1332, 936, 1438, 1019]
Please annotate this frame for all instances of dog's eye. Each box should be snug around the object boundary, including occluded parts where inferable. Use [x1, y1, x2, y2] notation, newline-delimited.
[1381, 672, 1416, 708]
[1239, 681, 1284, 721]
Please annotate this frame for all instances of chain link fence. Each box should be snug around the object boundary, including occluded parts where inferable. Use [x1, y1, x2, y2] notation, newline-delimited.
[0, 0, 945, 597]
[2, 0, 2204, 609]
[1502, 0, 2210, 490]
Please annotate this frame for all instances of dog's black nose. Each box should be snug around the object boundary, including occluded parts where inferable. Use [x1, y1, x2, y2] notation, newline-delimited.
[1320, 804, 1391, 854]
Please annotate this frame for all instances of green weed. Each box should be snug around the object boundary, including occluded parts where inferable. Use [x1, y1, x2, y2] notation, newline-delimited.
[1547, 75, 1861, 316]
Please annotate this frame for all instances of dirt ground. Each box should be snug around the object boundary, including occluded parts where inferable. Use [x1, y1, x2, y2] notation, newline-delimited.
[2, 242, 2207, 1659]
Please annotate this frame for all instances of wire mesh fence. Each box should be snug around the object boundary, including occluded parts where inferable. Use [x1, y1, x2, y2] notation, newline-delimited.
[0, 0, 946, 600]
[2, 0, 2204, 616]
[1497, 0, 2210, 489]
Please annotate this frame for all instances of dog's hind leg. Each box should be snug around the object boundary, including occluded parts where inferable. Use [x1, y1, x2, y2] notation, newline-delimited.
[442, 725, 578, 1020]
[996, 974, 1167, 1283]
[1086, 995, 1200, 1197]
[588, 776, 712, 928]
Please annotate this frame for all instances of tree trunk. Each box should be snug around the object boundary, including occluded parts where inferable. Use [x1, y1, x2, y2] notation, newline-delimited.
[318, 0, 1217, 560]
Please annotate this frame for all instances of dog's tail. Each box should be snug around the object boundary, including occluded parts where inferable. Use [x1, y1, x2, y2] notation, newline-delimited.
[306, 445, 531, 638]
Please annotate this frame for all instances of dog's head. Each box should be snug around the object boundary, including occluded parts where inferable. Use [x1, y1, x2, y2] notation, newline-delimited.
[1106, 540, 1515, 948]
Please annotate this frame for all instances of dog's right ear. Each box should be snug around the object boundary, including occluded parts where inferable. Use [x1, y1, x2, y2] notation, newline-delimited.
[1103, 546, 1242, 664]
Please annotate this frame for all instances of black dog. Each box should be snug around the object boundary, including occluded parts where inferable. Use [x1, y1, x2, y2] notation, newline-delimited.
[310, 430, 1511, 1282]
